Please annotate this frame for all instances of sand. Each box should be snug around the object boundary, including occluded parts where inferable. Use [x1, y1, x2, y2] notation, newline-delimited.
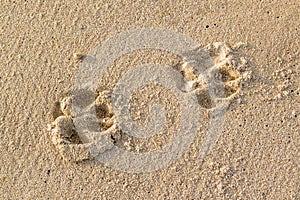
[0, 1, 299, 199]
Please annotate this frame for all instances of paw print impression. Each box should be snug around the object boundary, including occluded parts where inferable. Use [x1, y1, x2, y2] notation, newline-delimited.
[181, 43, 246, 110]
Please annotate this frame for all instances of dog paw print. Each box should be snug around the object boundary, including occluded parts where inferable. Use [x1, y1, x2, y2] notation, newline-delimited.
[181, 42, 245, 111]
[48, 89, 118, 162]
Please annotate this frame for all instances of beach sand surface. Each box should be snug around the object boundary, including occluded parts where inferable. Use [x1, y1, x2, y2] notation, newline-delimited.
[0, 1, 299, 199]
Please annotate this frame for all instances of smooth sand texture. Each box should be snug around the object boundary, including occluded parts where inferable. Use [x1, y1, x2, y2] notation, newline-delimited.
[1, 1, 299, 199]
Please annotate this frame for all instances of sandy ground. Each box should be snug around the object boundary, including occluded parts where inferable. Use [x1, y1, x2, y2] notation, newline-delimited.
[0, 0, 299, 199]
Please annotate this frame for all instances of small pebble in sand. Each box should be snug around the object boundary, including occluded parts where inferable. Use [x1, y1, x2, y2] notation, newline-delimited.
[292, 110, 297, 117]
[73, 53, 85, 61]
